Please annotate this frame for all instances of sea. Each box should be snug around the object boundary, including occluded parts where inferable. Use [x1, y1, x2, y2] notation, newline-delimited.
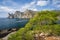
[0, 18, 60, 30]
[0, 18, 29, 30]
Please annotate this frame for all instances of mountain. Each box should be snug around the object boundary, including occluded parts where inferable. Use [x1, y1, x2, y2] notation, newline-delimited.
[8, 9, 37, 19]
[8, 10, 60, 19]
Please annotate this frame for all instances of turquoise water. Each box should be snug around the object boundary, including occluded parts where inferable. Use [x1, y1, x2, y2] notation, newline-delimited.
[0, 18, 29, 30]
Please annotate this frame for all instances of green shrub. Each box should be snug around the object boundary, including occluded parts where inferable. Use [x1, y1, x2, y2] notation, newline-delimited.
[8, 11, 60, 40]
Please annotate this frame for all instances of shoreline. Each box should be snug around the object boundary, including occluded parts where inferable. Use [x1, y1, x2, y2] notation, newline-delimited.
[0, 31, 16, 40]
[0, 28, 19, 38]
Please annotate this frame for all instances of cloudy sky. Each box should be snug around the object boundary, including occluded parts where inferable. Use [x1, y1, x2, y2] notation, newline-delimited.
[0, 0, 60, 18]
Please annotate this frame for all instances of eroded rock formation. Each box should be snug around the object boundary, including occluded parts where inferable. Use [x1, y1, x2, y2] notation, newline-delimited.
[8, 9, 37, 19]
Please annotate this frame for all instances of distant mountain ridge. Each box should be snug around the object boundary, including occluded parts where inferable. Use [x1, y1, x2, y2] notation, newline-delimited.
[8, 9, 37, 19]
[8, 10, 60, 19]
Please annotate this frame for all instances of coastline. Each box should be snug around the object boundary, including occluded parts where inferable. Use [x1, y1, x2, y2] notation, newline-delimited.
[0, 31, 16, 40]
[0, 28, 19, 38]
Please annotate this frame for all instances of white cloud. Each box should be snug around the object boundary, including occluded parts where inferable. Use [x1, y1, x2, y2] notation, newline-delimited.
[2, 0, 19, 7]
[37, 1, 48, 6]
[52, 0, 60, 5]
[52, 0, 60, 8]
[0, 1, 36, 13]
[57, 5, 60, 8]
[1, 0, 37, 12]
[0, 6, 15, 12]
[30, 1, 35, 5]
[41, 8, 54, 11]
[20, 1, 36, 11]
[32, 8, 38, 11]
[29, 8, 38, 11]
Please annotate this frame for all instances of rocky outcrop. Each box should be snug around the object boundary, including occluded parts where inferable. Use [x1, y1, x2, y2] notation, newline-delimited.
[1, 32, 16, 40]
[8, 10, 60, 19]
[14, 11, 23, 18]
[34, 32, 60, 40]
[8, 9, 37, 19]
[0, 28, 18, 38]
[8, 13, 14, 19]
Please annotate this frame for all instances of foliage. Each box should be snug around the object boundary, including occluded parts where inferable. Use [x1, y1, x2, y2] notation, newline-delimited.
[8, 10, 60, 40]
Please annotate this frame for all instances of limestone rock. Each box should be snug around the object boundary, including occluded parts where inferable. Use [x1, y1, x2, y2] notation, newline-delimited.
[8, 9, 37, 19]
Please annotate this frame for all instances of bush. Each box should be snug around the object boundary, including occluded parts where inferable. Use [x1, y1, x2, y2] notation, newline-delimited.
[8, 11, 60, 40]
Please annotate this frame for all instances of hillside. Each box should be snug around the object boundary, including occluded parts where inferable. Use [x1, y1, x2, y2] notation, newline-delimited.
[8, 10, 60, 40]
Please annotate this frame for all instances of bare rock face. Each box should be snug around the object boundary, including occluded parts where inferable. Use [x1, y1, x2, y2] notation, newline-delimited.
[8, 13, 14, 19]
[14, 11, 23, 18]
[8, 9, 37, 19]
[23, 9, 33, 18]
[34, 33, 60, 40]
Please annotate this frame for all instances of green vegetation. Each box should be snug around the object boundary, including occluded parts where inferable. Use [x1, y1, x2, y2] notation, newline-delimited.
[8, 10, 60, 40]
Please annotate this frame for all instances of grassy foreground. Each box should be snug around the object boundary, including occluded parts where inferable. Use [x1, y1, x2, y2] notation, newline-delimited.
[8, 11, 60, 40]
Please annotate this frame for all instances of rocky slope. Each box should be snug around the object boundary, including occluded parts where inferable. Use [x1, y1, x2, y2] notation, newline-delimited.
[8, 9, 37, 19]
[8, 10, 60, 40]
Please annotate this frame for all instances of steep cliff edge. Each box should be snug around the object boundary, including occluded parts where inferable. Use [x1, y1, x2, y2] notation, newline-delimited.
[8, 9, 37, 19]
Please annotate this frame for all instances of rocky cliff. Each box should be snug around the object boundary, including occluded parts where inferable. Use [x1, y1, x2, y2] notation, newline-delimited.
[8, 13, 14, 19]
[8, 9, 37, 19]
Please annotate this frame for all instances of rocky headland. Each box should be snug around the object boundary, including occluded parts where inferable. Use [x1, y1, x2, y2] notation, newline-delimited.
[8, 9, 37, 19]
[0, 10, 60, 40]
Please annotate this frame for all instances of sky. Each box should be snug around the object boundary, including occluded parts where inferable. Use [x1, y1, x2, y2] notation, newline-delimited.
[0, 0, 60, 18]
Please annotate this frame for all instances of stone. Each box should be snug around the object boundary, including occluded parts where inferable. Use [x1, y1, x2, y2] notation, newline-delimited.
[8, 9, 37, 19]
